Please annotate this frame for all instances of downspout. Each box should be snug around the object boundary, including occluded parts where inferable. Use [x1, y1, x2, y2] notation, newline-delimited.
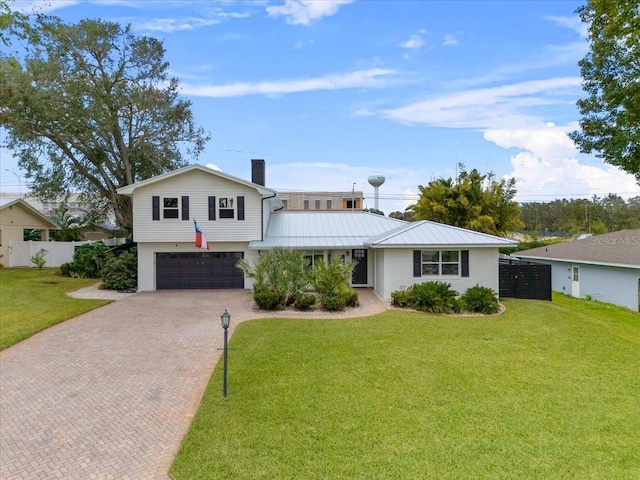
[261, 192, 280, 241]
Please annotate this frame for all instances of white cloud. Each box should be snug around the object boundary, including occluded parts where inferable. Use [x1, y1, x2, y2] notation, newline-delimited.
[485, 125, 640, 200]
[399, 34, 424, 50]
[136, 17, 221, 32]
[266, 0, 353, 26]
[442, 34, 458, 46]
[546, 15, 588, 39]
[181, 68, 397, 98]
[206, 163, 222, 171]
[382, 77, 582, 129]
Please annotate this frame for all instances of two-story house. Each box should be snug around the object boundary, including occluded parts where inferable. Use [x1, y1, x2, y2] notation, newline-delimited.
[117, 160, 516, 299]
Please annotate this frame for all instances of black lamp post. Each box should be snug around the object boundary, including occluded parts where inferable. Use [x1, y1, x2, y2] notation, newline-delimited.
[220, 309, 231, 397]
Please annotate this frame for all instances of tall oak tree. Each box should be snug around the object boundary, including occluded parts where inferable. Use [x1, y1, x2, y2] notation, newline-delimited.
[0, 13, 209, 234]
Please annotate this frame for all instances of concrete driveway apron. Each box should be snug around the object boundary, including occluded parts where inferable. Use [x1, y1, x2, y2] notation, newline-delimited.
[0, 290, 254, 480]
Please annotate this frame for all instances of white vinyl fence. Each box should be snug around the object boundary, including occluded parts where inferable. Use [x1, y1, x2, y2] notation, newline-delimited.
[8, 239, 126, 268]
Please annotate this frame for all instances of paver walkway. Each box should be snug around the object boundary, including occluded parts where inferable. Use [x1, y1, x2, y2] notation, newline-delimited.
[0, 289, 386, 480]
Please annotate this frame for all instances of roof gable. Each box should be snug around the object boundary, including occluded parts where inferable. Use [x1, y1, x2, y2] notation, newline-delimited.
[365, 220, 516, 247]
[117, 164, 277, 198]
[0, 198, 60, 229]
[516, 230, 640, 268]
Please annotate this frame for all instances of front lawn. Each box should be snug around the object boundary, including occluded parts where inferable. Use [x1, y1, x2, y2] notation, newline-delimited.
[0, 268, 110, 350]
[171, 294, 639, 479]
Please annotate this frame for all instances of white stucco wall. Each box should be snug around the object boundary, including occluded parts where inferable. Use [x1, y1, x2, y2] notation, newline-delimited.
[541, 259, 639, 311]
[137, 241, 256, 291]
[375, 247, 500, 300]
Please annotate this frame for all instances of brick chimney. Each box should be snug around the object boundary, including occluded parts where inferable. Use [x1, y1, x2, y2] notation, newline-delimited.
[251, 159, 265, 186]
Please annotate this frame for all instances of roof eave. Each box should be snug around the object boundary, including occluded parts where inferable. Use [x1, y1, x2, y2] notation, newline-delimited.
[515, 254, 640, 270]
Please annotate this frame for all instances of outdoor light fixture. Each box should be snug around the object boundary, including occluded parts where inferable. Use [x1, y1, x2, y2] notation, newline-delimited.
[220, 309, 231, 397]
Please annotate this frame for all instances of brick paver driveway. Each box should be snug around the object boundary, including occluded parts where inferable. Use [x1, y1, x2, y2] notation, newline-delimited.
[0, 290, 255, 480]
[0, 289, 386, 480]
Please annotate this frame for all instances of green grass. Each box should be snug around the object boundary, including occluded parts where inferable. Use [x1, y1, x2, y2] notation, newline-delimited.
[171, 294, 640, 479]
[0, 268, 110, 350]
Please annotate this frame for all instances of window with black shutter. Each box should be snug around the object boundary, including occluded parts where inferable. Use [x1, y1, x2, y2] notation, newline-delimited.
[208, 196, 216, 221]
[152, 196, 160, 221]
[181, 196, 189, 220]
[237, 196, 245, 221]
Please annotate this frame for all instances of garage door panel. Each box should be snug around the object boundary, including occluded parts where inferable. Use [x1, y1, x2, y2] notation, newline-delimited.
[156, 252, 244, 290]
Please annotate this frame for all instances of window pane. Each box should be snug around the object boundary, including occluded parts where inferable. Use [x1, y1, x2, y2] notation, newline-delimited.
[219, 197, 233, 208]
[442, 264, 459, 275]
[422, 264, 439, 275]
[441, 250, 459, 262]
[421, 251, 439, 263]
[219, 210, 234, 219]
[164, 197, 178, 208]
[326, 200, 332, 209]
[163, 209, 179, 219]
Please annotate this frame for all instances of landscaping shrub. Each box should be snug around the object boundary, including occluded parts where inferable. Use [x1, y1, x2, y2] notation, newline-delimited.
[100, 249, 137, 290]
[391, 286, 413, 308]
[462, 285, 500, 314]
[320, 294, 346, 311]
[238, 248, 310, 305]
[254, 290, 286, 310]
[61, 242, 110, 278]
[311, 257, 356, 310]
[294, 293, 316, 311]
[343, 288, 359, 307]
[408, 281, 459, 314]
[59, 262, 79, 277]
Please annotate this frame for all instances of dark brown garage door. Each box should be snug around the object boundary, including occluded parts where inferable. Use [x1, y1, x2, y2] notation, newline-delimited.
[156, 252, 244, 290]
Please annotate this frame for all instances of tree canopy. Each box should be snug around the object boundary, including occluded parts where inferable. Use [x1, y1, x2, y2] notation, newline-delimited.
[519, 194, 640, 234]
[407, 166, 523, 235]
[569, 0, 640, 183]
[0, 10, 209, 234]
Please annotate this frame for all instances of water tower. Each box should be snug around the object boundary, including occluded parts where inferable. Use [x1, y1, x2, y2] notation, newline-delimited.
[368, 174, 386, 211]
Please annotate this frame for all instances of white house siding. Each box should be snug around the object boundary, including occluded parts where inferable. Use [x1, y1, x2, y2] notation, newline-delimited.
[137, 241, 257, 291]
[131, 169, 264, 244]
[377, 247, 500, 300]
[539, 260, 639, 311]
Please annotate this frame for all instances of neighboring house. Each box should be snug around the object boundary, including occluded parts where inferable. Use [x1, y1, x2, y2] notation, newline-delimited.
[78, 223, 121, 241]
[0, 198, 60, 267]
[277, 191, 364, 211]
[516, 230, 640, 311]
[117, 161, 516, 298]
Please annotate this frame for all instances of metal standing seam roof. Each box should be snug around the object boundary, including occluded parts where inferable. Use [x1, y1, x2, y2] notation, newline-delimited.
[249, 211, 407, 249]
[364, 220, 517, 247]
[249, 213, 516, 249]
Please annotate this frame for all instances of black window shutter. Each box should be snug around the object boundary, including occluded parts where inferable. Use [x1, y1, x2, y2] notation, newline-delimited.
[237, 196, 245, 221]
[181, 196, 189, 220]
[461, 250, 469, 277]
[413, 250, 421, 277]
[152, 196, 160, 221]
[208, 196, 216, 221]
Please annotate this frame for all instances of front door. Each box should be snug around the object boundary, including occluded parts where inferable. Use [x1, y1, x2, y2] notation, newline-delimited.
[571, 265, 580, 298]
[352, 249, 368, 285]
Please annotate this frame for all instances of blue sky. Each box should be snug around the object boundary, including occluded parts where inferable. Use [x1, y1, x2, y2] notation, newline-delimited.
[2, 0, 640, 214]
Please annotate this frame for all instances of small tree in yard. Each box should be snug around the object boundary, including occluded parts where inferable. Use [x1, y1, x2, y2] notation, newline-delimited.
[30, 249, 47, 269]
[311, 257, 358, 311]
[237, 248, 310, 310]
